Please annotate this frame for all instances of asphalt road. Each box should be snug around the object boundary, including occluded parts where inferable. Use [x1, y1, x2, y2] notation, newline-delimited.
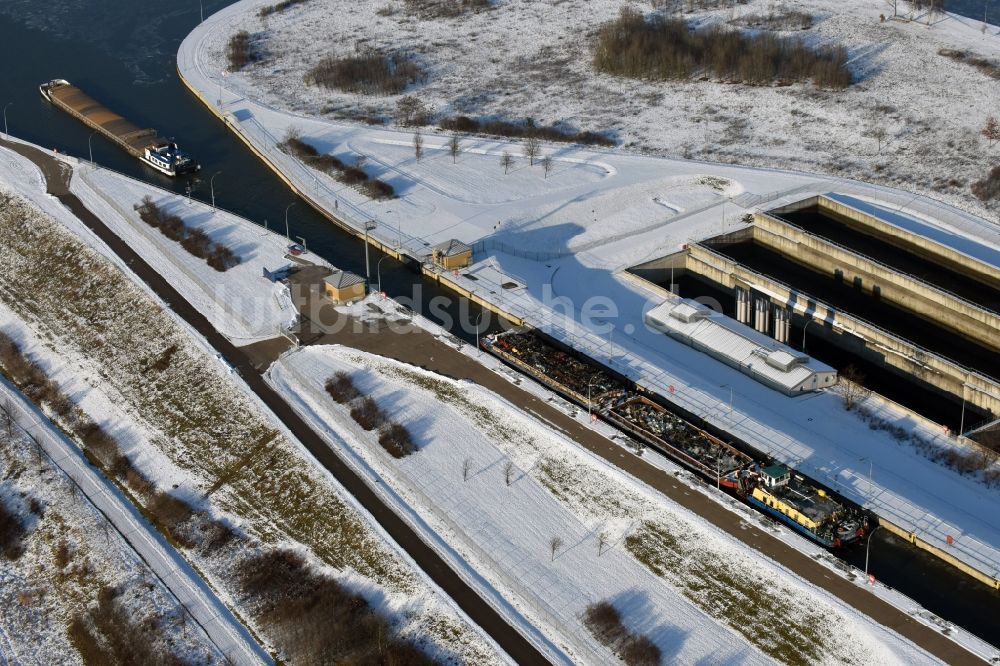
[0, 137, 549, 666]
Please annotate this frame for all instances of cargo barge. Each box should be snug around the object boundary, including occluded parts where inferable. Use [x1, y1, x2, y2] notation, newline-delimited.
[40, 79, 199, 177]
[482, 329, 869, 548]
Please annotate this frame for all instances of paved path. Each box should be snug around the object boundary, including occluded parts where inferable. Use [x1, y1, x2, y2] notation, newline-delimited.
[0, 137, 549, 665]
[0, 378, 271, 666]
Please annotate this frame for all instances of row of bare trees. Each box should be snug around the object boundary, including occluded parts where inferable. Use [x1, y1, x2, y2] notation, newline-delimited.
[412, 131, 556, 177]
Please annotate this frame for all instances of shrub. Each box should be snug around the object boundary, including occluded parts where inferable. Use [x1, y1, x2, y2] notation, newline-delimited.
[258, 0, 309, 17]
[181, 227, 212, 258]
[439, 116, 615, 147]
[132, 198, 241, 271]
[971, 166, 1000, 202]
[732, 10, 812, 31]
[350, 396, 385, 431]
[278, 136, 395, 199]
[227, 31, 253, 71]
[594, 8, 850, 89]
[362, 179, 395, 200]
[621, 635, 662, 666]
[403, 0, 491, 18]
[305, 49, 425, 96]
[325, 372, 361, 403]
[939, 49, 1000, 80]
[378, 423, 417, 458]
[235, 548, 433, 664]
[0, 498, 27, 560]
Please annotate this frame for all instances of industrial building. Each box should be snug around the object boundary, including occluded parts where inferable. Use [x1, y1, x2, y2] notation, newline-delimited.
[323, 269, 366, 304]
[645, 298, 837, 396]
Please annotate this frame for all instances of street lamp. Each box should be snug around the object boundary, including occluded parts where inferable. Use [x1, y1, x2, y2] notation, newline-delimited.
[865, 524, 881, 583]
[88, 130, 98, 166]
[377, 254, 391, 294]
[199, 0, 204, 22]
[364, 220, 377, 282]
[474, 311, 484, 356]
[859, 456, 873, 490]
[210, 171, 221, 210]
[296, 235, 308, 254]
[587, 377, 602, 421]
[3, 102, 12, 139]
[720, 383, 733, 412]
[802, 318, 814, 353]
[284, 202, 296, 240]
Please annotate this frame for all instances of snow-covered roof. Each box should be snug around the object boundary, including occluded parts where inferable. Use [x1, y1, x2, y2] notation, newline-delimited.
[645, 299, 836, 395]
[430, 239, 472, 257]
[324, 269, 365, 289]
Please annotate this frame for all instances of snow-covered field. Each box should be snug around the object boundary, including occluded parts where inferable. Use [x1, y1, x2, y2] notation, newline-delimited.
[0, 381, 223, 665]
[178, 0, 1000, 587]
[210, 0, 1000, 222]
[269, 344, 942, 666]
[0, 151, 505, 664]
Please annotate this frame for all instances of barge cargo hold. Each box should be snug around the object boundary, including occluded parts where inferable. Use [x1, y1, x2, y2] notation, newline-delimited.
[39, 79, 199, 177]
[482, 329, 869, 549]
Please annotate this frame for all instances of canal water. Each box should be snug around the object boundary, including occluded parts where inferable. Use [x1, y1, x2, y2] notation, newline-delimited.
[2, 0, 999, 650]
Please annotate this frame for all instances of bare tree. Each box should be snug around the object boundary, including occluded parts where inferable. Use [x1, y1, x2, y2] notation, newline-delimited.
[504, 460, 515, 486]
[982, 116, 1000, 148]
[500, 151, 514, 175]
[541, 155, 553, 179]
[448, 135, 461, 163]
[839, 364, 871, 411]
[549, 535, 564, 561]
[597, 531, 608, 556]
[462, 457, 472, 482]
[524, 135, 540, 166]
[864, 105, 888, 154]
[413, 131, 424, 162]
[1, 399, 14, 439]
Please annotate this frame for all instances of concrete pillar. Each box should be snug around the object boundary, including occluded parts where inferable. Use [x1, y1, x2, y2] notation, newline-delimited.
[754, 297, 770, 334]
[736, 288, 750, 324]
[774, 307, 790, 344]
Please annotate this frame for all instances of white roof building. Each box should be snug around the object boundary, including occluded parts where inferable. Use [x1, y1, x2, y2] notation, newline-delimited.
[645, 298, 837, 396]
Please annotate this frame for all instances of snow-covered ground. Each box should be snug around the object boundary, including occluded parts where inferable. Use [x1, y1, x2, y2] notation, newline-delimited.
[0, 379, 227, 665]
[0, 148, 507, 664]
[268, 344, 946, 666]
[204, 0, 1000, 222]
[178, 0, 1000, 588]
[71, 163, 304, 344]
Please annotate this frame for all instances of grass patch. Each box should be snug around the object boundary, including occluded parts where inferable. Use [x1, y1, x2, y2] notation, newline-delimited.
[730, 10, 812, 31]
[0, 189, 490, 659]
[403, 0, 491, 18]
[594, 8, 850, 89]
[226, 31, 254, 71]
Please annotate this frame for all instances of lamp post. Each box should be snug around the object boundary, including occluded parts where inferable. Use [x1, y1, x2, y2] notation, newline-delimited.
[3, 102, 12, 139]
[199, 0, 204, 22]
[296, 235, 308, 254]
[802, 318, 814, 353]
[864, 525, 881, 583]
[474, 311, 484, 356]
[376, 254, 390, 294]
[720, 383, 733, 412]
[88, 130, 98, 166]
[284, 202, 296, 240]
[364, 220, 377, 282]
[959, 384, 968, 437]
[210, 171, 221, 210]
[587, 377, 602, 421]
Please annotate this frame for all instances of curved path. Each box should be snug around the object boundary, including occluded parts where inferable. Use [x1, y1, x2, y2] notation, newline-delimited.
[0, 136, 549, 665]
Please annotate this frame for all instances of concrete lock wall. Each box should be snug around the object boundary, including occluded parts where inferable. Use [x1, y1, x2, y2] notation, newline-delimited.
[815, 196, 1000, 292]
[752, 212, 1000, 351]
[685, 244, 1000, 417]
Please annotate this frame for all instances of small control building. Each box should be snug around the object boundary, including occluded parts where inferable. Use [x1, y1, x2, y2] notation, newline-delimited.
[323, 269, 366, 304]
[430, 239, 472, 270]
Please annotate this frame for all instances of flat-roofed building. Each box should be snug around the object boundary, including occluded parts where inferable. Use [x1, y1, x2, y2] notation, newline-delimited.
[645, 298, 837, 396]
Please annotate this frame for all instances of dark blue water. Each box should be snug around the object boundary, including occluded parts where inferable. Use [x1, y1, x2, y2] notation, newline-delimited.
[1, 0, 999, 650]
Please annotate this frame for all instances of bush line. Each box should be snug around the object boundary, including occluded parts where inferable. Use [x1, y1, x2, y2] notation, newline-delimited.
[134, 196, 240, 272]
[279, 134, 395, 200]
